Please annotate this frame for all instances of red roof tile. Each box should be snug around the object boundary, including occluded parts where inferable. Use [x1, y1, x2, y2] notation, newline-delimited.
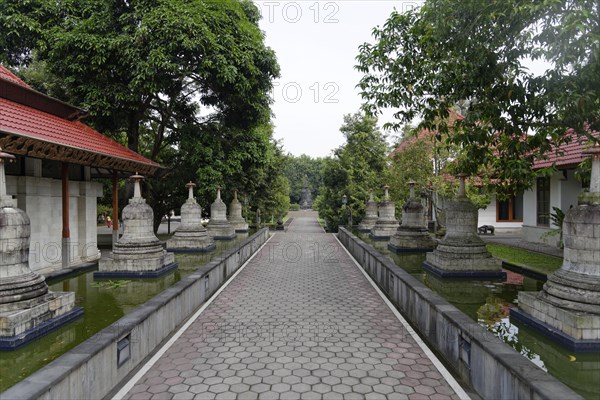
[0, 99, 159, 168]
[0, 65, 159, 172]
[533, 132, 599, 169]
[0, 66, 30, 88]
[391, 110, 464, 156]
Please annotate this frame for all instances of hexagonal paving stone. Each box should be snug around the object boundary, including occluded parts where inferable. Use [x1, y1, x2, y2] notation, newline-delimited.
[242, 376, 262, 386]
[188, 383, 210, 394]
[250, 383, 270, 394]
[352, 383, 373, 394]
[291, 383, 311, 393]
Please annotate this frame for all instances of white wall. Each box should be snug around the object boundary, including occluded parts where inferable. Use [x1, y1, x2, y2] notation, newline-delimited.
[521, 169, 583, 246]
[6, 172, 103, 275]
[477, 194, 523, 231]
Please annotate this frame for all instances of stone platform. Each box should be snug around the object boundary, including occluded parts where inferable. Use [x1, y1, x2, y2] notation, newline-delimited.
[512, 293, 600, 352]
[0, 292, 83, 350]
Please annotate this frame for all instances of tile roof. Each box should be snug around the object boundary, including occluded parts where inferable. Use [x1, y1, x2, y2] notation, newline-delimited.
[533, 132, 599, 169]
[0, 65, 160, 173]
[0, 67, 30, 88]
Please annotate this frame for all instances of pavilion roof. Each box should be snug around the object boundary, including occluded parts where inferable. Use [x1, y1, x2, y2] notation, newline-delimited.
[0, 65, 160, 175]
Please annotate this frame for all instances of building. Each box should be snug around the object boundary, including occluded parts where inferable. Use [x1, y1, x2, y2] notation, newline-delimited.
[521, 133, 595, 246]
[0, 65, 160, 276]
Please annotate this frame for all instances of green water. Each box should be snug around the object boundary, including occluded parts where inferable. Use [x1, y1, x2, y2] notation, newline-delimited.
[356, 232, 600, 400]
[0, 235, 247, 392]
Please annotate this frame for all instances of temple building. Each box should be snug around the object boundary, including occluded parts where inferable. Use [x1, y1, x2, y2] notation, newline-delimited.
[0, 65, 160, 277]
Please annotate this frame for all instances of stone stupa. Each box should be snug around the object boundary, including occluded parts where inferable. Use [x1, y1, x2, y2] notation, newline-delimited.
[512, 144, 600, 351]
[389, 181, 437, 252]
[300, 175, 313, 209]
[423, 174, 504, 278]
[207, 187, 236, 240]
[370, 185, 399, 240]
[357, 191, 378, 232]
[96, 174, 177, 278]
[0, 149, 82, 349]
[167, 182, 215, 252]
[228, 190, 249, 233]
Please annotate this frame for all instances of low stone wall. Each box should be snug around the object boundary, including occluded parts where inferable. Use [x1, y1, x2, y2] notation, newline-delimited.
[337, 227, 580, 400]
[1, 228, 270, 400]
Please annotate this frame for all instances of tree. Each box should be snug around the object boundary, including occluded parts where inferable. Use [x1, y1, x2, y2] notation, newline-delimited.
[2, 0, 284, 232]
[282, 154, 325, 204]
[387, 128, 435, 213]
[3, 0, 279, 155]
[315, 112, 388, 232]
[356, 0, 599, 196]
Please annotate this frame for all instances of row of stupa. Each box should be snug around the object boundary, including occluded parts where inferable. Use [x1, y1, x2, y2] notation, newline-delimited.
[355, 145, 600, 350]
[96, 177, 250, 278]
[358, 179, 503, 278]
[0, 156, 251, 348]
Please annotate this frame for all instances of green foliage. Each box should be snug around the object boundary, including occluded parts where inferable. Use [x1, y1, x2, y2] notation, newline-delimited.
[356, 0, 600, 195]
[387, 129, 434, 213]
[431, 177, 491, 210]
[96, 204, 112, 218]
[317, 112, 388, 232]
[6, 0, 279, 153]
[288, 203, 301, 211]
[283, 154, 325, 204]
[91, 280, 131, 289]
[542, 206, 567, 248]
[2, 0, 284, 233]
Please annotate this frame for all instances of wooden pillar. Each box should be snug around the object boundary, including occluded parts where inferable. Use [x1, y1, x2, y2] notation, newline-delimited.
[112, 171, 119, 248]
[61, 163, 70, 268]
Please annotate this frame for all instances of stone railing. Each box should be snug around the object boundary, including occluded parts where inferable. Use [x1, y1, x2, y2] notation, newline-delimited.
[1, 228, 270, 400]
[337, 227, 581, 400]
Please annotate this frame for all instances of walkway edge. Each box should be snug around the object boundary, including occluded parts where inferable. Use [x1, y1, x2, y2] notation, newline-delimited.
[112, 233, 274, 400]
[332, 233, 471, 400]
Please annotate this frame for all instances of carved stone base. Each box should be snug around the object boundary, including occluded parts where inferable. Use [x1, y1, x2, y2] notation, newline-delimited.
[207, 222, 236, 240]
[229, 219, 249, 233]
[0, 291, 82, 350]
[424, 241, 504, 278]
[369, 221, 399, 240]
[388, 227, 437, 253]
[512, 292, 600, 352]
[96, 251, 177, 278]
[167, 229, 216, 252]
[357, 217, 378, 233]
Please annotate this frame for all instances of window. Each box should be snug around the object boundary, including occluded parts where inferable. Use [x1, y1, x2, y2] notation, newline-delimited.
[497, 194, 523, 222]
[536, 177, 550, 226]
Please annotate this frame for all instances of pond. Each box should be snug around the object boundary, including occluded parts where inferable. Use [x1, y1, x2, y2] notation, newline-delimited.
[356, 232, 600, 400]
[0, 234, 249, 392]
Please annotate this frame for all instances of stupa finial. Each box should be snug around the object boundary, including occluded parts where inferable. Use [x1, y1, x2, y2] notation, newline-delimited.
[583, 143, 600, 194]
[383, 185, 390, 201]
[130, 173, 144, 198]
[186, 181, 196, 199]
[456, 173, 467, 199]
[408, 180, 416, 199]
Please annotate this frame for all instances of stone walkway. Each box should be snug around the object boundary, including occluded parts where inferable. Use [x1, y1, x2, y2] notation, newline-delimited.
[117, 215, 466, 400]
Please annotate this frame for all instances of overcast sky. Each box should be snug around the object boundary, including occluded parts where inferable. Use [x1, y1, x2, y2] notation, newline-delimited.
[255, 0, 420, 158]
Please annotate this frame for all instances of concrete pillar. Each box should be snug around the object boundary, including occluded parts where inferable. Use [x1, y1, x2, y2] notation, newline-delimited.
[61, 163, 70, 269]
[112, 171, 119, 248]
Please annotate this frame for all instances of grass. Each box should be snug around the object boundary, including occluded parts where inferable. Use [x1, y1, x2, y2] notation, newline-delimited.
[317, 218, 327, 231]
[486, 243, 563, 276]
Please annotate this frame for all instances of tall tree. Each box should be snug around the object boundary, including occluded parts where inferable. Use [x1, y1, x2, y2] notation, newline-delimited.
[282, 154, 324, 204]
[3, 0, 279, 154]
[315, 112, 388, 231]
[356, 0, 599, 195]
[2, 0, 283, 232]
